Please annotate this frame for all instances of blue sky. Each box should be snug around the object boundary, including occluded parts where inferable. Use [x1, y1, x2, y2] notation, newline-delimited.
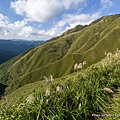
[0, 0, 119, 41]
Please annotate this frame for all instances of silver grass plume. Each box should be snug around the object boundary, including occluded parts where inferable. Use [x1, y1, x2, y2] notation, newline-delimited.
[103, 88, 114, 93]
[50, 75, 54, 81]
[44, 76, 48, 82]
[45, 88, 50, 96]
[56, 86, 61, 92]
[74, 63, 78, 71]
[78, 63, 83, 69]
[107, 52, 112, 57]
[26, 94, 35, 104]
[83, 61, 87, 65]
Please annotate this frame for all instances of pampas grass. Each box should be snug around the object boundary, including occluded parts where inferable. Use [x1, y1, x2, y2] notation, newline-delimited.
[50, 75, 54, 81]
[103, 88, 114, 93]
[74, 61, 87, 71]
[45, 88, 50, 97]
[26, 94, 35, 104]
[74, 63, 78, 72]
[56, 86, 61, 92]
[44, 76, 48, 82]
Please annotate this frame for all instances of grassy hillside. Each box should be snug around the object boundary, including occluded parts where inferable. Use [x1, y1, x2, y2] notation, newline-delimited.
[0, 14, 120, 94]
[61, 25, 86, 36]
[0, 49, 120, 120]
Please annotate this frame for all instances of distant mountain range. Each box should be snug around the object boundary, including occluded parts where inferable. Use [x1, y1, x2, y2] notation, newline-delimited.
[0, 14, 120, 94]
[0, 40, 44, 64]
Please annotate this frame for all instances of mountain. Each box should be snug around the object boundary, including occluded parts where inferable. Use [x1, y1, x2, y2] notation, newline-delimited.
[0, 40, 44, 64]
[1, 49, 120, 119]
[61, 24, 87, 36]
[0, 48, 17, 64]
[0, 14, 120, 94]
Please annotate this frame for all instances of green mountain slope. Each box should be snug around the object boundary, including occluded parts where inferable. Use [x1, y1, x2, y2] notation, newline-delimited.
[0, 14, 120, 94]
[1, 49, 120, 120]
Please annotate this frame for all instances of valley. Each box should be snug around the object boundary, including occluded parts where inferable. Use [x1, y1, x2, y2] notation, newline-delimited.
[0, 40, 44, 64]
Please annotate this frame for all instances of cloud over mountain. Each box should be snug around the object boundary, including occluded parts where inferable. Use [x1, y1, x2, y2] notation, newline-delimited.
[10, 0, 86, 22]
[0, 0, 118, 40]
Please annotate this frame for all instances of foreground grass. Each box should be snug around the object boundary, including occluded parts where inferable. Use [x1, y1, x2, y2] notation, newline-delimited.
[0, 51, 120, 120]
[104, 91, 120, 120]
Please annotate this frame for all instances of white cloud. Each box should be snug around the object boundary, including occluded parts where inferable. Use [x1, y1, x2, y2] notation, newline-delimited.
[3, 30, 14, 36]
[61, 0, 86, 9]
[0, 14, 9, 28]
[38, 20, 67, 38]
[18, 26, 40, 39]
[10, 0, 86, 22]
[0, 13, 39, 40]
[0, 14, 9, 23]
[101, 0, 113, 9]
[14, 20, 27, 28]
[0, 14, 13, 38]
[39, 27, 60, 37]
[7, 20, 27, 31]
[64, 13, 99, 25]
[3, 30, 9, 36]
[0, 10, 101, 40]
[37, 12, 100, 39]
[58, 12, 101, 31]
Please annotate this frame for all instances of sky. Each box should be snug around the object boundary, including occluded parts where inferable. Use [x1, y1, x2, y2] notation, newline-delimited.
[0, 0, 119, 41]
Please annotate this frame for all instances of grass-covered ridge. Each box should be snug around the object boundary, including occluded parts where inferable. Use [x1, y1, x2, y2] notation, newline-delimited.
[0, 14, 120, 94]
[0, 49, 120, 120]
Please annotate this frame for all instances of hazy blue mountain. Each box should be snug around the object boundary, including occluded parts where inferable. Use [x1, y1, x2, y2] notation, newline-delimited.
[0, 48, 18, 64]
[0, 39, 44, 64]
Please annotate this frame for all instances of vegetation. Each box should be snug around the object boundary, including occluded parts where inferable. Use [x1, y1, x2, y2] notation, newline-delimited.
[0, 14, 120, 120]
[0, 14, 120, 94]
[0, 49, 120, 120]
[0, 83, 7, 98]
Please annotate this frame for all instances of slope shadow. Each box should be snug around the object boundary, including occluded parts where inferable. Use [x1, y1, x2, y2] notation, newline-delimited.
[0, 83, 7, 99]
